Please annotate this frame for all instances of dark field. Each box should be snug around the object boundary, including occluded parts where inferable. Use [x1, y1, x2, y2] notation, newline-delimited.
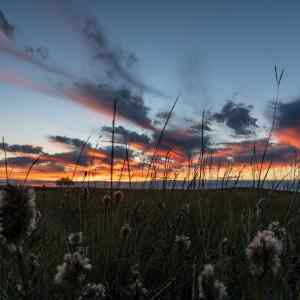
[1, 187, 300, 299]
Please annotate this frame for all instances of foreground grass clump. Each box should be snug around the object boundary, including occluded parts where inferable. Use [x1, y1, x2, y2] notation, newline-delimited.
[1, 186, 300, 299]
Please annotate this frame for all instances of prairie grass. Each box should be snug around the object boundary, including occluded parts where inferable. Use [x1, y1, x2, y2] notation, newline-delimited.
[1, 186, 300, 299]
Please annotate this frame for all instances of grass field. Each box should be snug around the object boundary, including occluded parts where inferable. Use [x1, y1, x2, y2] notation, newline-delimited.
[1, 186, 300, 299]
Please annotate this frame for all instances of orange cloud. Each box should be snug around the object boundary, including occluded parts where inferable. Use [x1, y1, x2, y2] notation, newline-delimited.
[276, 126, 300, 149]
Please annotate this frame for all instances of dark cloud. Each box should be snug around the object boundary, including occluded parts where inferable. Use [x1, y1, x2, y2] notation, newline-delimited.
[101, 125, 151, 145]
[267, 98, 300, 150]
[276, 97, 300, 129]
[49, 151, 90, 166]
[3, 156, 36, 167]
[212, 100, 258, 135]
[35, 163, 66, 173]
[190, 122, 212, 132]
[2, 156, 66, 174]
[102, 145, 134, 162]
[264, 144, 297, 163]
[48, 135, 91, 149]
[2, 137, 95, 169]
[154, 129, 210, 156]
[260, 144, 298, 164]
[83, 17, 166, 97]
[181, 113, 213, 133]
[102, 124, 210, 158]
[70, 83, 154, 130]
[156, 111, 170, 121]
[189, 115, 213, 132]
[48, 135, 130, 165]
[25, 46, 49, 60]
[153, 111, 171, 127]
[0, 9, 14, 40]
[3, 143, 43, 154]
[213, 139, 297, 165]
[2, 151, 88, 168]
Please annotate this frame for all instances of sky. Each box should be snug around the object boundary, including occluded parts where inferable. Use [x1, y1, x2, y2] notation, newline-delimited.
[1, 0, 300, 183]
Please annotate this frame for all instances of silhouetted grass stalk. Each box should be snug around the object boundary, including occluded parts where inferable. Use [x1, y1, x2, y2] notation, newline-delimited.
[110, 99, 117, 197]
[257, 65, 285, 189]
[2, 137, 8, 185]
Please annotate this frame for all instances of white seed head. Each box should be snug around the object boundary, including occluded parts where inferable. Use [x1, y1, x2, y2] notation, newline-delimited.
[203, 264, 215, 278]
[0, 186, 39, 249]
[54, 251, 92, 287]
[79, 283, 106, 300]
[198, 264, 227, 300]
[246, 229, 282, 277]
[175, 235, 191, 250]
[120, 223, 132, 239]
[68, 232, 83, 246]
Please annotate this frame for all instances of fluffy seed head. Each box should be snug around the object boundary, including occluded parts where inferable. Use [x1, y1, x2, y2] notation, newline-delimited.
[102, 194, 111, 207]
[175, 235, 191, 251]
[113, 190, 124, 204]
[268, 221, 287, 240]
[0, 185, 39, 250]
[246, 229, 282, 277]
[129, 279, 148, 297]
[131, 264, 140, 278]
[120, 223, 132, 239]
[198, 264, 227, 300]
[79, 283, 106, 300]
[68, 232, 83, 247]
[54, 251, 92, 287]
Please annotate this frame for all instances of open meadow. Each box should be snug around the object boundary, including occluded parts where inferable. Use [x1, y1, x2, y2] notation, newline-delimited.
[1, 186, 300, 299]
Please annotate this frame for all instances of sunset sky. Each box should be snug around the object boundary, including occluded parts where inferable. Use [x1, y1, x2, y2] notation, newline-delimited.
[1, 0, 300, 183]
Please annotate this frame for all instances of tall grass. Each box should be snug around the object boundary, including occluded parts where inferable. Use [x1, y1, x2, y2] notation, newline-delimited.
[2, 137, 8, 185]
[256, 65, 285, 190]
[1, 187, 300, 299]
